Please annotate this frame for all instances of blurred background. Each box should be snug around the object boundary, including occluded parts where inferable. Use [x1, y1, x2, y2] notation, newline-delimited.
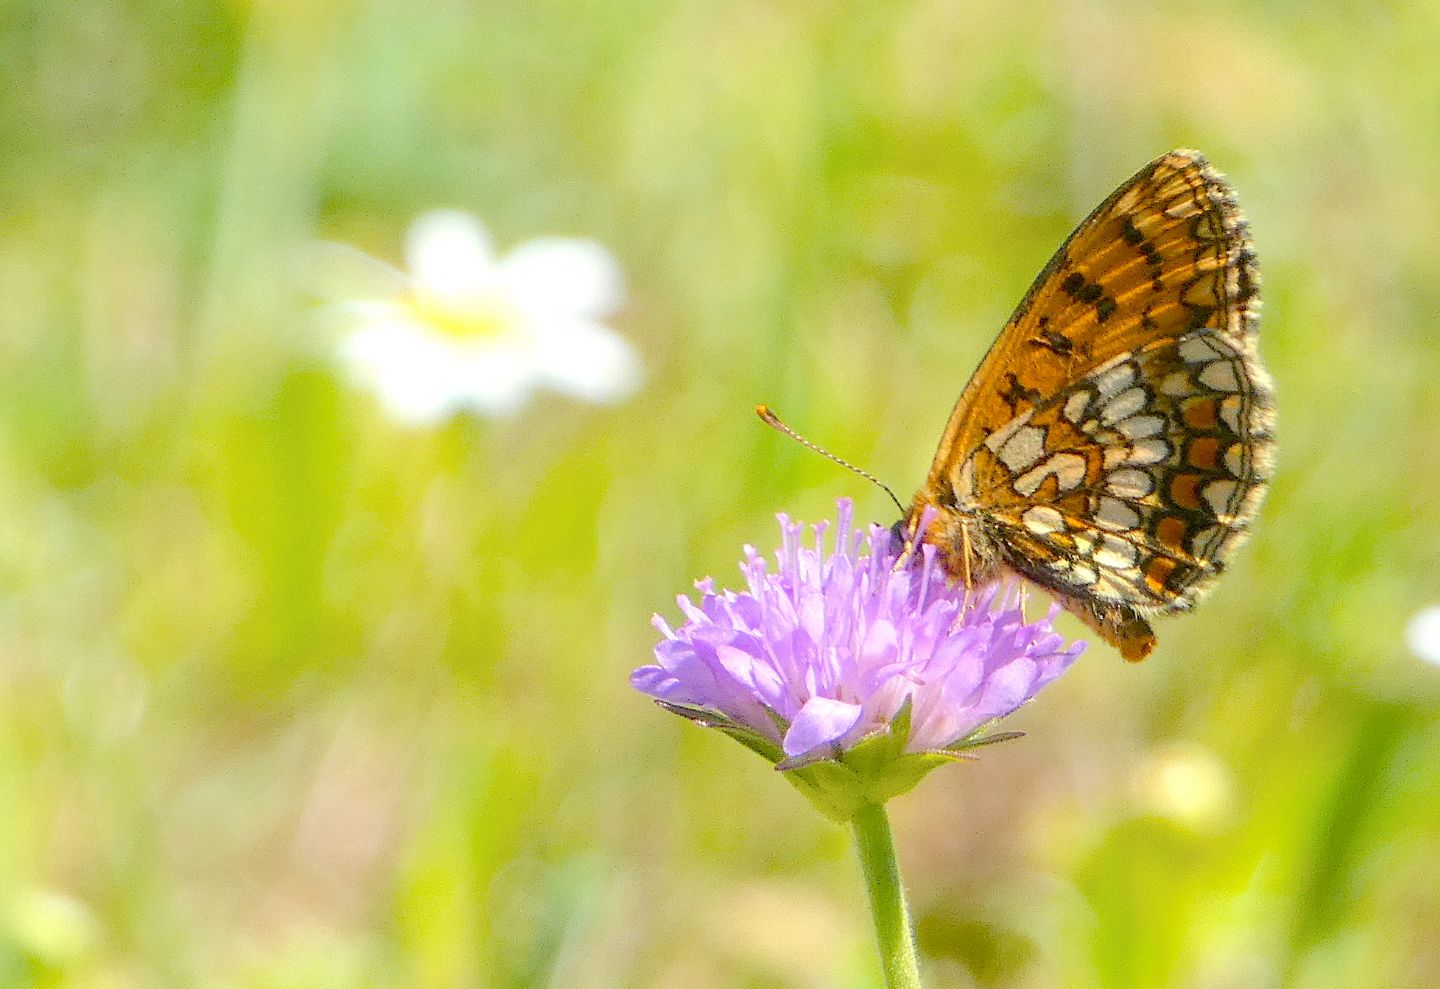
[2, 1, 1439, 986]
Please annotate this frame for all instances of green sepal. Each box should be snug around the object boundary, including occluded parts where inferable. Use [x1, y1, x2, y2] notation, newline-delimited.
[944, 712, 1028, 754]
[948, 729, 1025, 752]
[782, 745, 959, 823]
[652, 700, 784, 763]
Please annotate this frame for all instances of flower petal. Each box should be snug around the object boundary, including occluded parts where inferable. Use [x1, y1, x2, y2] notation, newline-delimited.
[784, 696, 864, 758]
[405, 210, 498, 301]
[500, 237, 625, 318]
[965, 656, 1039, 724]
[715, 643, 786, 709]
[859, 618, 899, 668]
[340, 321, 463, 425]
[531, 318, 642, 402]
[452, 341, 538, 415]
[1408, 605, 1440, 666]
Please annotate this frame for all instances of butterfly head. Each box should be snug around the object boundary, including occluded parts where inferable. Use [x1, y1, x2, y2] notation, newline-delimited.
[897, 490, 1003, 589]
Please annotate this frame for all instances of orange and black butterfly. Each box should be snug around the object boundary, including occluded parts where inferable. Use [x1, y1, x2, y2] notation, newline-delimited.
[892, 149, 1274, 661]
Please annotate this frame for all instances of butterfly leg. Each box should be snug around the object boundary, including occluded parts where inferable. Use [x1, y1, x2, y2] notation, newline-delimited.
[959, 520, 975, 588]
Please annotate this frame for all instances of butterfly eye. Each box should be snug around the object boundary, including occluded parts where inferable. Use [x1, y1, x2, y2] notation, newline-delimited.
[888, 517, 909, 549]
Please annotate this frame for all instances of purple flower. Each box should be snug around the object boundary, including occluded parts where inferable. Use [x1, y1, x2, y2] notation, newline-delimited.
[634, 500, 1084, 776]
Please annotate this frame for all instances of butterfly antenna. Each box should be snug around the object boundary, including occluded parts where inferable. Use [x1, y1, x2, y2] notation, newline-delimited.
[754, 405, 906, 516]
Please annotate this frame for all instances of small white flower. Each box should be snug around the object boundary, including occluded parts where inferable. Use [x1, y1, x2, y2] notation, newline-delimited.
[1406, 605, 1440, 667]
[320, 210, 641, 423]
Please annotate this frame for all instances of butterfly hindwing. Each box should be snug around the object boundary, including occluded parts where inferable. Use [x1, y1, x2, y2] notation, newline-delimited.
[911, 150, 1274, 661]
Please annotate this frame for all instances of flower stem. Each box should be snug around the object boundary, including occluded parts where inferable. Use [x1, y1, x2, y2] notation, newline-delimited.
[852, 801, 922, 989]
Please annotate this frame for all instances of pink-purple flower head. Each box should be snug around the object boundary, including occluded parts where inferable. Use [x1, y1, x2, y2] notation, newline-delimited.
[633, 500, 1085, 816]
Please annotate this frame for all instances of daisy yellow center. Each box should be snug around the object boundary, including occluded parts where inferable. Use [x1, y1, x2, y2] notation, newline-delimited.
[405, 291, 519, 341]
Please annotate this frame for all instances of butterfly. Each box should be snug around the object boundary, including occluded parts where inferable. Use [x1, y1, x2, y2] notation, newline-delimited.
[900, 149, 1274, 661]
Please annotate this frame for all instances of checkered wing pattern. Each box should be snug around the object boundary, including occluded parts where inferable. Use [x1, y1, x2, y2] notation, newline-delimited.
[911, 150, 1275, 661]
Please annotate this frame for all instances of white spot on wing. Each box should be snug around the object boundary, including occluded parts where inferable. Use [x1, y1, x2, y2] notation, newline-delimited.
[1063, 391, 1091, 423]
[1126, 438, 1170, 465]
[1014, 452, 1088, 496]
[1052, 453, 1088, 489]
[1094, 534, 1138, 569]
[1106, 468, 1154, 498]
[1199, 361, 1240, 392]
[1179, 335, 1224, 365]
[1118, 415, 1165, 439]
[1203, 479, 1238, 518]
[1022, 506, 1065, 535]
[996, 424, 1048, 473]
[1102, 387, 1147, 423]
[1189, 524, 1223, 558]
[1092, 360, 1138, 398]
[1097, 497, 1141, 531]
[1223, 444, 1246, 477]
[983, 410, 1036, 453]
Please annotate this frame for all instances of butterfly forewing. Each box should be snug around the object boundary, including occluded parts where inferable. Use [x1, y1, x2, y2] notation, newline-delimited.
[913, 150, 1274, 661]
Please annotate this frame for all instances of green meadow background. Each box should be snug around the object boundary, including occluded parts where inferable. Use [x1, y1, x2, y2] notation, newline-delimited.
[3, 1, 1439, 987]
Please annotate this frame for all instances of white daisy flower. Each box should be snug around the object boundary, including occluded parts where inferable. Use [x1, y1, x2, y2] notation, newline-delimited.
[1406, 605, 1440, 667]
[319, 211, 641, 423]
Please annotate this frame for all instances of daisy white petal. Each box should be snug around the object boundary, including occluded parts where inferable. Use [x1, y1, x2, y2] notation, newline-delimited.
[500, 237, 626, 318]
[1407, 605, 1440, 666]
[404, 210, 499, 305]
[452, 340, 539, 416]
[531, 318, 642, 403]
[340, 321, 465, 425]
